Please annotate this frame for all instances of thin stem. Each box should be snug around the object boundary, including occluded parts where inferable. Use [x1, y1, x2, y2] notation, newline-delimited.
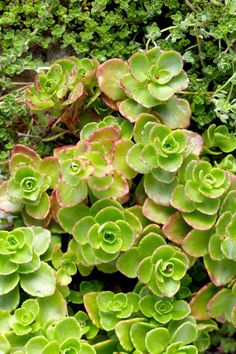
[186, 44, 198, 51]
[42, 130, 69, 142]
[195, 28, 205, 68]
[11, 82, 33, 85]
[178, 91, 213, 95]
[0, 86, 29, 102]
[17, 132, 41, 139]
[213, 72, 236, 97]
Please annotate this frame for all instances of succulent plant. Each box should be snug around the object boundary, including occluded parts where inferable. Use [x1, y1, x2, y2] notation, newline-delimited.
[25, 57, 98, 125]
[139, 294, 190, 324]
[69, 280, 104, 305]
[52, 245, 77, 286]
[115, 316, 198, 353]
[55, 126, 133, 207]
[80, 115, 133, 141]
[170, 158, 231, 230]
[216, 154, 236, 173]
[97, 48, 191, 128]
[0, 226, 55, 307]
[74, 311, 99, 339]
[84, 291, 140, 331]
[9, 299, 40, 336]
[121, 48, 188, 106]
[25, 317, 95, 354]
[191, 282, 236, 327]
[58, 198, 142, 268]
[179, 189, 236, 286]
[126, 115, 203, 206]
[203, 124, 236, 155]
[0, 145, 59, 224]
[117, 224, 189, 297]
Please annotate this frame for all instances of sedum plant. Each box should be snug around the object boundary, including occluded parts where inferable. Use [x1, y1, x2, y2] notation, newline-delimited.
[97, 47, 191, 128]
[170, 158, 231, 230]
[139, 294, 190, 324]
[54, 126, 133, 207]
[1, 47, 236, 354]
[117, 225, 189, 297]
[84, 291, 140, 331]
[9, 299, 40, 336]
[0, 226, 55, 309]
[0, 145, 59, 225]
[58, 198, 142, 271]
[202, 124, 236, 155]
[115, 316, 199, 354]
[25, 317, 95, 354]
[25, 57, 98, 126]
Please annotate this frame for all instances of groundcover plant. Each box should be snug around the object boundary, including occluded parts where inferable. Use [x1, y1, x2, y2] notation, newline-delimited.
[0, 47, 236, 353]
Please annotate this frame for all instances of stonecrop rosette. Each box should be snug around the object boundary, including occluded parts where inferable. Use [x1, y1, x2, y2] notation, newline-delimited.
[117, 224, 189, 297]
[115, 316, 199, 354]
[97, 47, 191, 128]
[121, 47, 188, 107]
[58, 198, 142, 269]
[55, 125, 135, 207]
[0, 145, 59, 224]
[84, 291, 140, 331]
[170, 158, 231, 230]
[203, 124, 236, 155]
[139, 294, 190, 324]
[0, 226, 55, 309]
[179, 189, 236, 287]
[25, 57, 98, 120]
[127, 114, 203, 206]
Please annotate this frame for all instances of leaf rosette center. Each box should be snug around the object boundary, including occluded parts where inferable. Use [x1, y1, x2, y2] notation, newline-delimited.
[155, 300, 173, 315]
[21, 177, 38, 193]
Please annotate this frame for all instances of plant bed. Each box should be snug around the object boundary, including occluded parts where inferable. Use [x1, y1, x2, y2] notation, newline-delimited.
[0, 43, 236, 353]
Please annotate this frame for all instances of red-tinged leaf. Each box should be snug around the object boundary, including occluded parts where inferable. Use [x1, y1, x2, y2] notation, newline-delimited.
[154, 96, 191, 129]
[101, 94, 119, 110]
[117, 99, 149, 123]
[204, 255, 236, 286]
[208, 288, 236, 323]
[190, 283, 218, 320]
[22, 209, 52, 228]
[184, 131, 204, 156]
[142, 198, 175, 224]
[0, 182, 22, 213]
[50, 190, 61, 223]
[53, 145, 76, 159]
[88, 126, 121, 142]
[91, 171, 129, 201]
[9, 153, 33, 174]
[162, 212, 191, 245]
[62, 81, 85, 106]
[11, 145, 41, 166]
[182, 229, 212, 257]
[144, 173, 178, 206]
[25, 192, 50, 220]
[183, 210, 217, 231]
[97, 59, 128, 101]
[56, 179, 88, 207]
[40, 157, 59, 189]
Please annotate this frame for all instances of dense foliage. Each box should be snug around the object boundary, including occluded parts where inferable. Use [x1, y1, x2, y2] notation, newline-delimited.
[0, 1, 236, 352]
[0, 42, 236, 353]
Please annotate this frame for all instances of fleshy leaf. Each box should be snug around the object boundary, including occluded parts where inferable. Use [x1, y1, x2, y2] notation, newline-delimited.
[97, 59, 128, 101]
[155, 96, 191, 129]
[20, 262, 56, 297]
